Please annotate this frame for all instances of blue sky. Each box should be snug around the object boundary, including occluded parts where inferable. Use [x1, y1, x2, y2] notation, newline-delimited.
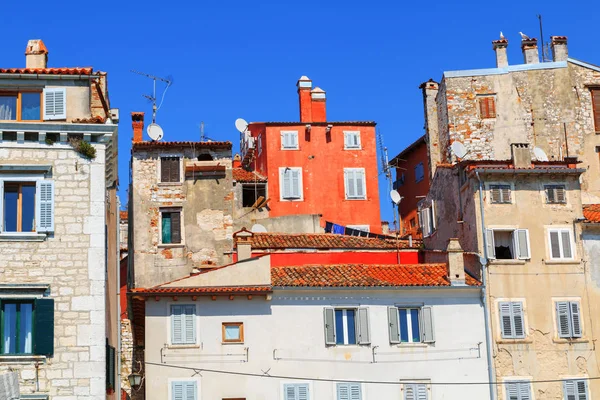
[2, 0, 599, 224]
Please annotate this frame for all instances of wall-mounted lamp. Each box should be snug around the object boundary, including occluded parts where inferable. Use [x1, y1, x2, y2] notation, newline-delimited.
[326, 124, 332, 134]
[305, 124, 311, 133]
[128, 361, 144, 391]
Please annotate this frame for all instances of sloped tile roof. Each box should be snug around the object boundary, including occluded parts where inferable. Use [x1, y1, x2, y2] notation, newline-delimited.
[0, 67, 93, 75]
[271, 264, 480, 287]
[233, 168, 267, 183]
[120, 211, 128, 221]
[248, 233, 417, 250]
[130, 285, 272, 295]
[132, 141, 232, 149]
[583, 204, 600, 223]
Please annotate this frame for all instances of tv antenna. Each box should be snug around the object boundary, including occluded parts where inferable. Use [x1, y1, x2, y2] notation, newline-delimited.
[199, 121, 216, 142]
[131, 70, 173, 123]
[378, 132, 400, 233]
[537, 14, 550, 62]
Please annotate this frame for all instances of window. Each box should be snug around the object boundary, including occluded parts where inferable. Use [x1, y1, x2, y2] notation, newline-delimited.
[161, 210, 181, 244]
[418, 203, 436, 238]
[548, 228, 574, 260]
[347, 225, 369, 233]
[0, 91, 43, 121]
[257, 134, 262, 155]
[344, 131, 361, 149]
[394, 173, 405, 189]
[410, 218, 416, 230]
[1, 298, 54, 356]
[591, 88, 600, 133]
[43, 88, 66, 120]
[283, 384, 309, 400]
[161, 157, 181, 183]
[545, 185, 566, 204]
[486, 229, 530, 260]
[280, 168, 302, 200]
[242, 183, 267, 207]
[106, 341, 116, 391]
[478, 96, 496, 119]
[222, 322, 243, 343]
[504, 381, 531, 400]
[281, 131, 299, 149]
[171, 381, 197, 400]
[414, 162, 425, 183]
[344, 168, 366, 200]
[323, 307, 370, 346]
[556, 301, 582, 339]
[388, 306, 434, 344]
[336, 383, 361, 400]
[1, 180, 54, 234]
[490, 184, 512, 204]
[404, 384, 428, 400]
[563, 379, 588, 400]
[171, 305, 196, 345]
[499, 302, 526, 339]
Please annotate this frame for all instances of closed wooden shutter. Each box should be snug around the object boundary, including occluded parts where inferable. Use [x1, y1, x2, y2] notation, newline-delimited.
[36, 180, 55, 232]
[592, 89, 600, 133]
[324, 307, 336, 345]
[291, 169, 301, 198]
[183, 305, 196, 343]
[337, 383, 350, 400]
[561, 230, 573, 259]
[106, 341, 116, 390]
[490, 184, 510, 203]
[556, 301, 572, 338]
[184, 381, 196, 400]
[505, 383, 519, 400]
[479, 96, 496, 119]
[172, 382, 184, 400]
[345, 170, 355, 198]
[357, 308, 370, 344]
[546, 185, 566, 204]
[550, 231, 562, 258]
[33, 298, 54, 356]
[171, 211, 181, 244]
[421, 306, 435, 343]
[388, 306, 400, 344]
[486, 229, 496, 259]
[512, 302, 525, 338]
[161, 157, 180, 182]
[0, 180, 3, 232]
[43, 88, 66, 120]
[349, 383, 361, 400]
[355, 170, 365, 198]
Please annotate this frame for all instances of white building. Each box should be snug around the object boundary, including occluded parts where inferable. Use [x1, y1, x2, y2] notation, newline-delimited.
[131, 235, 491, 400]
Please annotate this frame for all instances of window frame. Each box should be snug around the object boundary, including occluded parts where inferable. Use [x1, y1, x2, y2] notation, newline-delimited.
[554, 299, 583, 339]
[169, 304, 197, 345]
[563, 378, 589, 400]
[159, 208, 183, 246]
[343, 131, 361, 150]
[222, 322, 244, 343]
[1, 299, 35, 355]
[280, 381, 311, 400]
[279, 167, 303, 201]
[498, 300, 527, 339]
[544, 184, 567, 204]
[281, 131, 299, 150]
[489, 184, 512, 204]
[335, 308, 358, 346]
[486, 228, 531, 260]
[159, 154, 183, 184]
[0, 176, 54, 236]
[344, 168, 367, 200]
[169, 379, 199, 400]
[389, 305, 435, 345]
[403, 383, 429, 400]
[324, 307, 370, 346]
[478, 95, 497, 119]
[0, 90, 43, 122]
[414, 162, 425, 183]
[398, 307, 422, 344]
[503, 379, 532, 400]
[2, 182, 36, 233]
[346, 225, 369, 233]
[547, 228, 575, 260]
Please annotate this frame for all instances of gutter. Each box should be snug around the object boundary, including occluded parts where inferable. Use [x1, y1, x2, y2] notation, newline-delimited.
[476, 171, 496, 400]
[272, 285, 481, 292]
[472, 168, 585, 175]
[0, 73, 100, 80]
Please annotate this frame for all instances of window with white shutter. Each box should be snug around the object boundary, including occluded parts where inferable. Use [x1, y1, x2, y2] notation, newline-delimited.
[281, 131, 299, 149]
[344, 131, 361, 149]
[563, 379, 588, 400]
[419, 204, 436, 238]
[504, 381, 531, 400]
[0, 179, 54, 235]
[555, 301, 582, 339]
[43, 88, 66, 120]
[486, 229, 530, 260]
[283, 383, 309, 400]
[280, 168, 302, 200]
[404, 384, 428, 400]
[171, 381, 197, 400]
[545, 185, 566, 204]
[324, 307, 369, 346]
[171, 305, 196, 345]
[548, 228, 574, 260]
[490, 184, 512, 204]
[336, 383, 361, 400]
[499, 302, 526, 339]
[344, 169, 366, 200]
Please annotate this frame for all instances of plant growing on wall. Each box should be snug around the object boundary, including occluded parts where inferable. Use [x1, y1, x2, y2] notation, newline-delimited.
[69, 138, 96, 159]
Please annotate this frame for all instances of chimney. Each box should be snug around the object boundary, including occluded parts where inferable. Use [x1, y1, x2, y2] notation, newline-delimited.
[234, 228, 253, 261]
[381, 221, 390, 235]
[25, 39, 48, 69]
[511, 143, 531, 168]
[419, 79, 441, 174]
[446, 238, 466, 286]
[131, 112, 145, 143]
[551, 36, 568, 62]
[297, 76, 313, 122]
[310, 87, 327, 122]
[521, 37, 539, 64]
[233, 154, 242, 168]
[492, 38, 509, 68]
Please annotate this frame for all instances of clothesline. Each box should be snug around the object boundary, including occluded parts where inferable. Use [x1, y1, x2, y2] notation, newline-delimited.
[324, 221, 391, 240]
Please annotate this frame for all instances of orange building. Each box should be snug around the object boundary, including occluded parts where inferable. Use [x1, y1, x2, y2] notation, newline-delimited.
[241, 76, 381, 233]
[390, 135, 430, 238]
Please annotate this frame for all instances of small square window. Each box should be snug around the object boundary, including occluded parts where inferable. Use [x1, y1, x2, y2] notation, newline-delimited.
[281, 131, 299, 150]
[478, 96, 496, 119]
[545, 185, 566, 204]
[490, 184, 511, 204]
[222, 322, 244, 343]
[344, 131, 361, 149]
[161, 157, 181, 183]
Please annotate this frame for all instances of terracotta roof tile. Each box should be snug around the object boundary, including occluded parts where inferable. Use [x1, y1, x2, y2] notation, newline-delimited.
[247, 233, 418, 250]
[583, 204, 600, 223]
[130, 285, 272, 295]
[233, 168, 267, 183]
[132, 141, 232, 149]
[258, 121, 376, 126]
[0, 67, 93, 75]
[120, 211, 128, 221]
[271, 264, 480, 287]
[72, 116, 106, 124]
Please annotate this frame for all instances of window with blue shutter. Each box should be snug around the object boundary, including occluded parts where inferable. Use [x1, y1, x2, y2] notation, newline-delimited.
[171, 381, 197, 400]
[283, 383, 309, 400]
[43, 88, 67, 120]
[336, 383, 361, 400]
[171, 305, 196, 344]
[563, 379, 588, 400]
[505, 381, 531, 400]
[414, 162, 425, 183]
[344, 169, 366, 200]
[556, 301, 582, 339]
[281, 168, 302, 200]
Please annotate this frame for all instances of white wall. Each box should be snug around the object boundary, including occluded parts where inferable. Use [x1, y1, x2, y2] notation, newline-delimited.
[144, 288, 490, 400]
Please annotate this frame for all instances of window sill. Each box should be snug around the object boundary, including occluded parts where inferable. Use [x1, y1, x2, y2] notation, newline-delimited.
[553, 338, 589, 344]
[157, 182, 183, 187]
[344, 147, 362, 151]
[0, 355, 46, 363]
[281, 198, 303, 202]
[496, 338, 534, 344]
[345, 198, 367, 201]
[489, 259, 527, 265]
[543, 259, 580, 265]
[166, 344, 200, 349]
[158, 243, 185, 248]
[393, 343, 430, 348]
[281, 148, 300, 151]
[222, 342, 244, 345]
[0, 233, 47, 242]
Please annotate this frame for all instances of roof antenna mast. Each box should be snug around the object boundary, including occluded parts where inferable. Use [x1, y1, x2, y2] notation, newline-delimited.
[537, 14, 549, 62]
[130, 70, 173, 123]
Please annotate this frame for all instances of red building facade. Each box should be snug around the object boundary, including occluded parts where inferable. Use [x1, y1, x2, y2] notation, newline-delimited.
[241, 76, 381, 233]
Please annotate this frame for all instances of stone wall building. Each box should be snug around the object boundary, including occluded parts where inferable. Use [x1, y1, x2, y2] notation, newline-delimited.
[0, 40, 119, 399]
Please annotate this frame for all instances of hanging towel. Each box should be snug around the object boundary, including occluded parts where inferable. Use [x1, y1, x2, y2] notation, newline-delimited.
[332, 224, 345, 235]
[0, 371, 20, 400]
[325, 221, 333, 233]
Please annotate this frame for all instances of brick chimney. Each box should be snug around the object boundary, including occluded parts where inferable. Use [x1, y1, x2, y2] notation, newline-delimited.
[446, 238, 466, 286]
[492, 38, 509, 68]
[551, 36, 568, 62]
[419, 79, 441, 174]
[131, 112, 145, 143]
[511, 143, 531, 168]
[234, 228, 253, 261]
[25, 39, 48, 69]
[310, 87, 327, 122]
[521, 37, 539, 64]
[297, 76, 313, 122]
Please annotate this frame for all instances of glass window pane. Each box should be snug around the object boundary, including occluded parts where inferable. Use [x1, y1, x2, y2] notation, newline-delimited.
[3, 303, 17, 354]
[224, 325, 240, 341]
[0, 96, 17, 120]
[335, 310, 344, 345]
[411, 309, 421, 342]
[3, 184, 18, 232]
[21, 93, 41, 121]
[19, 303, 33, 353]
[399, 309, 409, 343]
[162, 213, 172, 244]
[21, 185, 36, 232]
[346, 309, 356, 344]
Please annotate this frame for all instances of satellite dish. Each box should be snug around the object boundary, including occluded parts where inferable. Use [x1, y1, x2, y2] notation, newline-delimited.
[251, 224, 267, 233]
[235, 118, 249, 133]
[533, 147, 549, 162]
[451, 141, 467, 158]
[147, 123, 164, 141]
[390, 190, 402, 205]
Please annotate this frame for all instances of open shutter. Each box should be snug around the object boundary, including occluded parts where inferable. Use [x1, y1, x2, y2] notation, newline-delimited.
[512, 302, 525, 338]
[570, 301, 582, 338]
[486, 229, 496, 259]
[421, 306, 435, 343]
[337, 383, 350, 400]
[171, 212, 181, 244]
[550, 231, 562, 258]
[106, 342, 116, 390]
[564, 380, 576, 400]
[184, 381, 196, 400]
[505, 383, 519, 400]
[561, 231, 573, 259]
[183, 305, 196, 344]
[421, 209, 430, 237]
[43, 88, 66, 120]
[491, 186, 501, 203]
[291, 170, 300, 198]
[345, 170, 355, 198]
[284, 384, 297, 400]
[357, 307, 370, 344]
[356, 170, 365, 199]
[349, 383, 361, 400]
[297, 384, 308, 400]
[172, 382, 184, 400]
[388, 306, 400, 344]
[515, 229, 530, 259]
[499, 302, 514, 338]
[33, 298, 54, 356]
[172, 305, 184, 344]
[519, 382, 531, 400]
[0, 180, 3, 232]
[404, 385, 416, 400]
[324, 307, 336, 345]
[36, 180, 55, 233]
[430, 202, 436, 230]
[416, 385, 428, 400]
[556, 301, 572, 338]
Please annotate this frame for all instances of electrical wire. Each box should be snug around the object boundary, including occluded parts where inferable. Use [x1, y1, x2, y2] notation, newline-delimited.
[145, 361, 600, 386]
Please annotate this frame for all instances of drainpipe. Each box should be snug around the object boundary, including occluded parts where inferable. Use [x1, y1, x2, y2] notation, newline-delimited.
[476, 171, 496, 400]
[116, 196, 122, 400]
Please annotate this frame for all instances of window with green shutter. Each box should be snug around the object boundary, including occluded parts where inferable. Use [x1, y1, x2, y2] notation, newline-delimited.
[161, 210, 181, 245]
[1, 298, 54, 356]
[106, 341, 116, 391]
[499, 301, 526, 339]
